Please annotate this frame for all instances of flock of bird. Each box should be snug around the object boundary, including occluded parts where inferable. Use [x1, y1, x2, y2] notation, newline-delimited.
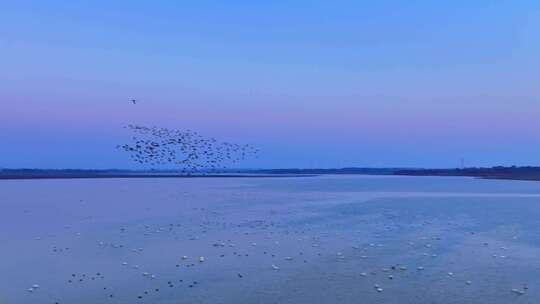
[116, 99, 259, 172]
[22, 195, 532, 303]
[117, 124, 259, 173]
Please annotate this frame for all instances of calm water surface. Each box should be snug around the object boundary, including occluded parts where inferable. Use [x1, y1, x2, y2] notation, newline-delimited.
[1, 175, 539, 303]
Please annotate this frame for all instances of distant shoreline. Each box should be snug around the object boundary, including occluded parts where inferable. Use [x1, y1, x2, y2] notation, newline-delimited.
[0, 173, 314, 180]
[393, 167, 540, 182]
[1, 167, 540, 181]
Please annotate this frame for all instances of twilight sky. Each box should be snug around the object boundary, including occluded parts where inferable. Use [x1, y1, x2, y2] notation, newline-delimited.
[1, 1, 539, 169]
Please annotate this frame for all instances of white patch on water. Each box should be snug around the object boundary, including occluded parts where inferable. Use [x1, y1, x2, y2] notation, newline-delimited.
[0, 175, 539, 303]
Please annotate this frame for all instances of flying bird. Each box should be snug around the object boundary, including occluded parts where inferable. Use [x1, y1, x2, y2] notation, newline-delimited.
[117, 124, 259, 173]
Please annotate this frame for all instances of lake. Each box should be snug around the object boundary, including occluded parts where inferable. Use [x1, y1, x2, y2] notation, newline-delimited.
[1, 175, 539, 303]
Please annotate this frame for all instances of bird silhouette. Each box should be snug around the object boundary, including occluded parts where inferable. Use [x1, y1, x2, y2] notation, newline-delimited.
[118, 124, 259, 173]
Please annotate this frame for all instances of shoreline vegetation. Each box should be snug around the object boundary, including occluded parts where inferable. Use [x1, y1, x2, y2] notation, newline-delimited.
[0, 169, 314, 180]
[1, 166, 540, 181]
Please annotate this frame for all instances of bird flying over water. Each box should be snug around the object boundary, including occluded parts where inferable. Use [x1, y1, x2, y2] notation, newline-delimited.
[117, 124, 259, 173]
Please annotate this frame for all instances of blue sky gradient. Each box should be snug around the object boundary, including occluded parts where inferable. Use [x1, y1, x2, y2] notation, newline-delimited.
[1, 1, 539, 168]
